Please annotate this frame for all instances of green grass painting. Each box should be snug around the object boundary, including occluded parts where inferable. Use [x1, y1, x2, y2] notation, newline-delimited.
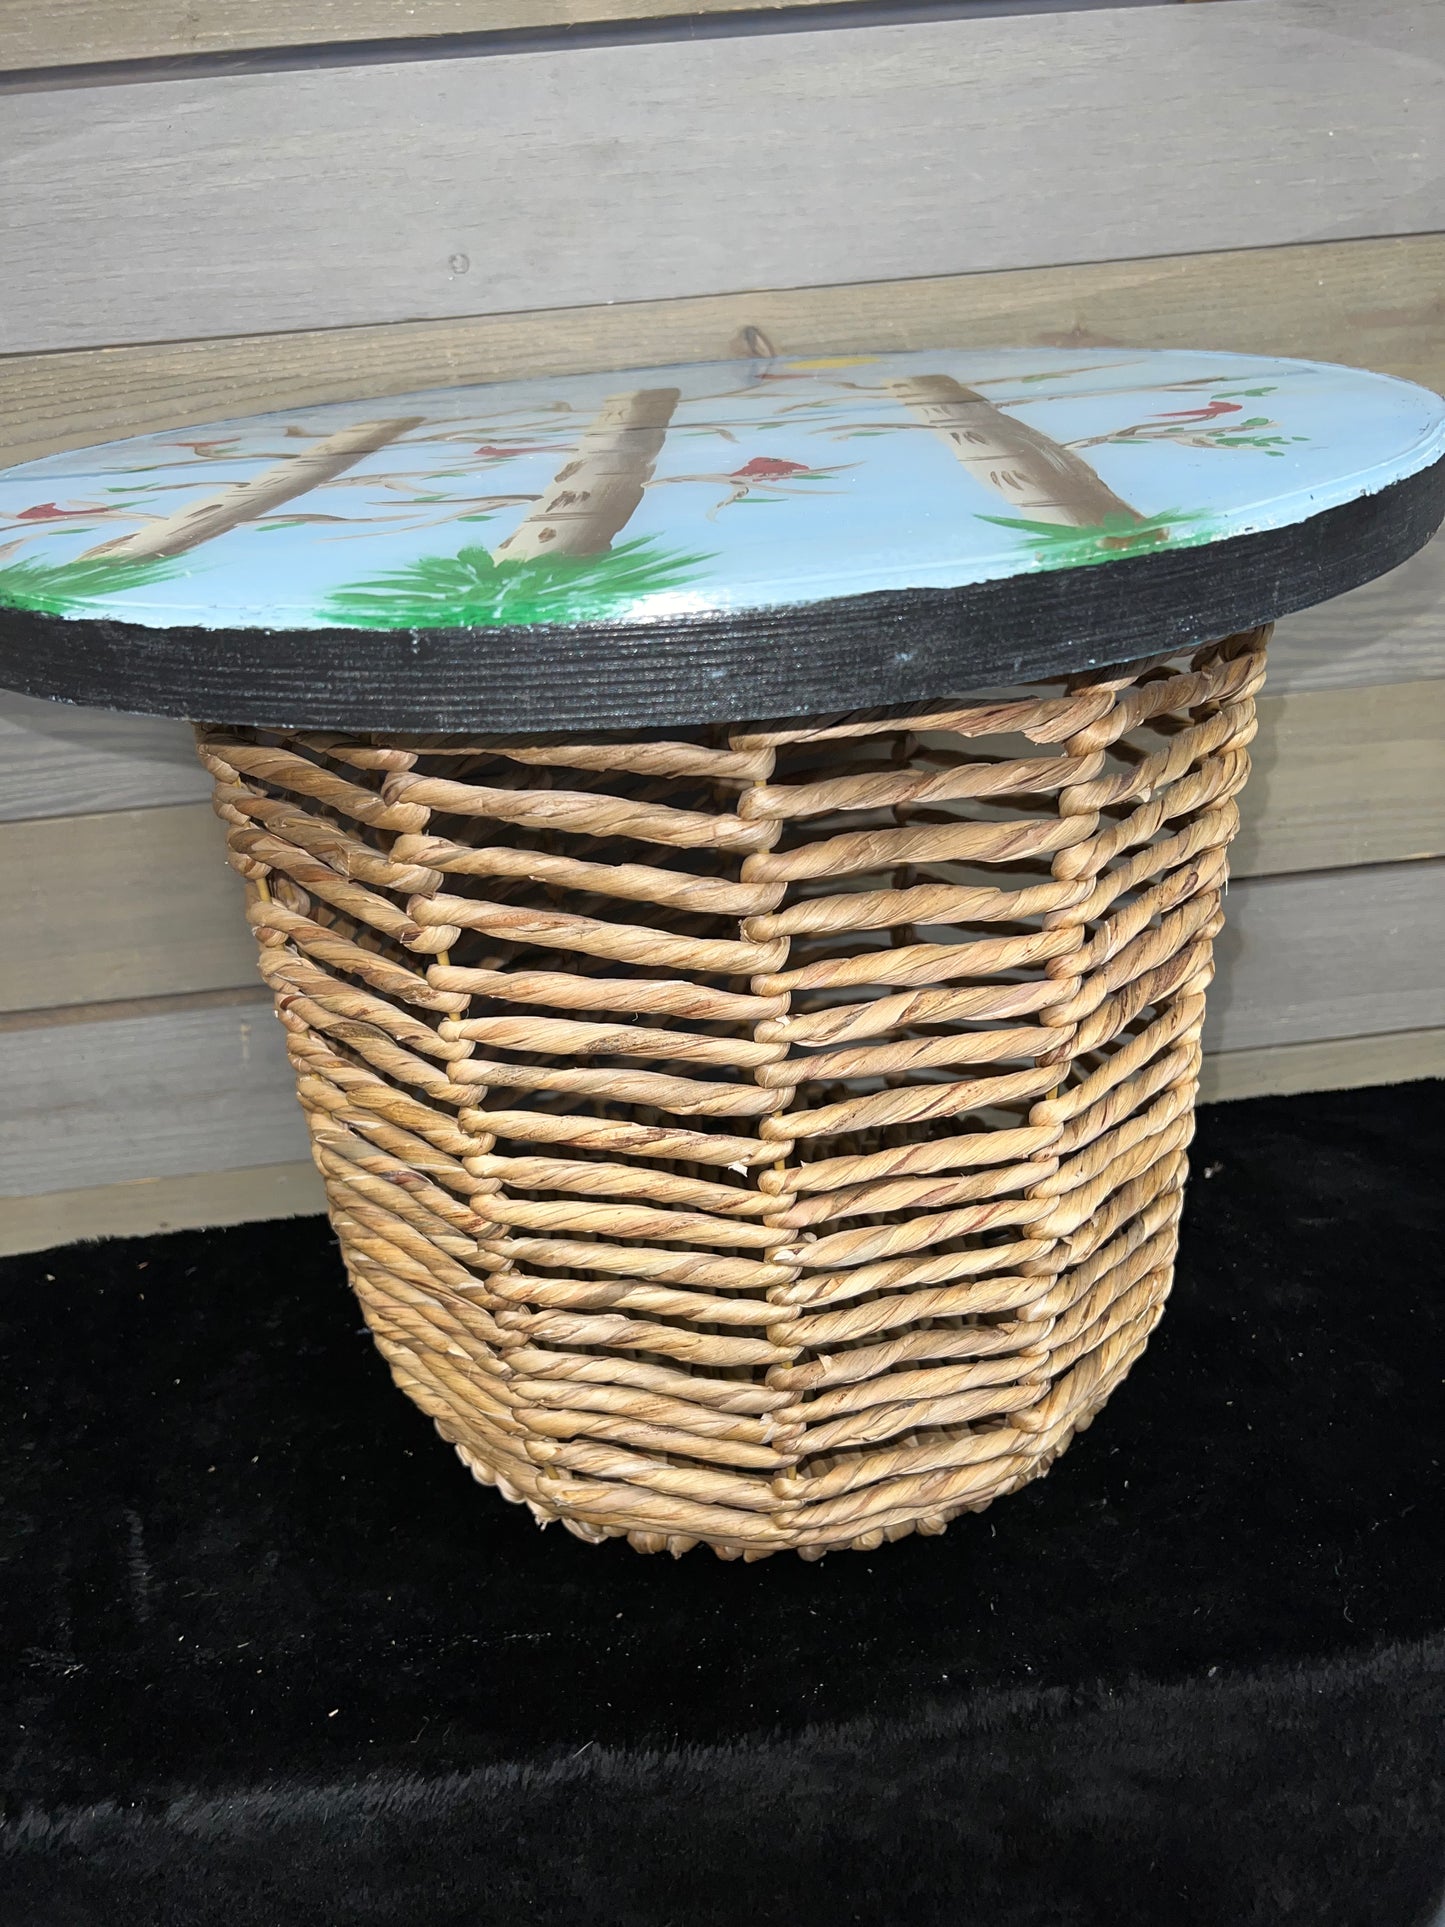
[976, 508, 1223, 569]
[320, 536, 713, 628]
[0, 556, 179, 616]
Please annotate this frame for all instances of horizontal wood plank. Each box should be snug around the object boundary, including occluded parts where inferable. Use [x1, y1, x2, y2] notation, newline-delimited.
[1202, 860, 1445, 1054]
[3, 1, 1441, 353]
[1196, 1027, 1445, 1107]
[3, 1019, 1440, 1253]
[1232, 680, 1445, 878]
[1267, 531, 1445, 696]
[0, 990, 307, 1198]
[0, 802, 252, 1010]
[0, 1159, 327, 1258]
[6, 237, 1442, 474]
[0, 0, 854, 73]
[2, 676, 1443, 1011]
[3, 856, 1439, 1197]
[2, 683, 1443, 1011]
[0, 689, 213, 821]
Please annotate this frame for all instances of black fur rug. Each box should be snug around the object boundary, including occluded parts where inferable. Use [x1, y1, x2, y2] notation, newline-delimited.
[3, 1082, 1443, 1925]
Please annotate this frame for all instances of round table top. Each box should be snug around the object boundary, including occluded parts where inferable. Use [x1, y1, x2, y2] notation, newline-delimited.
[1, 347, 1442, 731]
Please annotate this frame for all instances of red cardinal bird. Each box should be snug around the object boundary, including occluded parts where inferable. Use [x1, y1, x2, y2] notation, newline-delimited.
[15, 501, 102, 521]
[729, 457, 812, 481]
[1150, 400, 1241, 423]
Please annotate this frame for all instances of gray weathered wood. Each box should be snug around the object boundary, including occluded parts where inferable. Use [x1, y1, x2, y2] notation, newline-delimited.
[3, 0, 1442, 353]
[0, 802, 252, 1010]
[3, 682, 1442, 1013]
[5, 237, 1443, 474]
[1202, 860, 1445, 1054]
[6, 1022, 1443, 1253]
[5, 858, 1440, 1197]
[0, 991, 308, 1197]
[0, 1159, 327, 1258]
[0, 689, 211, 821]
[1232, 681, 1445, 879]
[1267, 527, 1445, 694]
[1196, 1027, 1445, 1107]
[0, 0, 850, 73]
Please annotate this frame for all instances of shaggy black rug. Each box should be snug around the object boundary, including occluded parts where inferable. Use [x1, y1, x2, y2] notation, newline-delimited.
[2, 1082, 1443, 1926]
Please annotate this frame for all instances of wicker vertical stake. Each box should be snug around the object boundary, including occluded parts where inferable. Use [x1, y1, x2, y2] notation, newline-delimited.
[199, 627, 1267, 1559]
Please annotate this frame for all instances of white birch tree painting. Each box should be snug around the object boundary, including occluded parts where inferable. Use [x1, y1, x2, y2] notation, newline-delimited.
[0, 350, 1343, 626]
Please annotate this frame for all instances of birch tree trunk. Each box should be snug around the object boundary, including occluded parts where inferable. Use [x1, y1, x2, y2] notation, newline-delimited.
[888, 376, 1141, 527]
[495, 389, 681, 560]
[86, 417, 425, 562]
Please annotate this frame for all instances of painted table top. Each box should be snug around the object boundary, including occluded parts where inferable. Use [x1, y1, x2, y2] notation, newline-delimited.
[1, 347, 1442, 731]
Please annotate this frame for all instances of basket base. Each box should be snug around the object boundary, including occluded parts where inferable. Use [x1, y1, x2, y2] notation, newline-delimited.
[446, 1415, 1093, 1562]
[351, 1211, 1172, 1559]
[200, 629, 1266, 1557]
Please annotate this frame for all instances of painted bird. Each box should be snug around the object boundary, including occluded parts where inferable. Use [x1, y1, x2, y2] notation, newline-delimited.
[1150, 400, 1241, 424]
[14, 501, 105, 521]
[729, 457, 813, 481]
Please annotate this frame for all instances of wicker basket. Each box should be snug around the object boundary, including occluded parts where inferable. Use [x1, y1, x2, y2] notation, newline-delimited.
[198, 624, 1267, 1559]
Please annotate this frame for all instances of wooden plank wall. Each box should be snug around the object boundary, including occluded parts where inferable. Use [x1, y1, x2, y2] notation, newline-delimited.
[4, 1, 1444, 354]
[0, 0, 1442, 1254]
[1, 0, 847, 69]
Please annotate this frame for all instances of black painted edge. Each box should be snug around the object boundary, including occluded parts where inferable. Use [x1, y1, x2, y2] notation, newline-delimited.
[2, 457, 1442, 733]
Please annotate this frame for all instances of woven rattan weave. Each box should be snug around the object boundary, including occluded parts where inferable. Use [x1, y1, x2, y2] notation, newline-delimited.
[199, 625, 1267, 1558]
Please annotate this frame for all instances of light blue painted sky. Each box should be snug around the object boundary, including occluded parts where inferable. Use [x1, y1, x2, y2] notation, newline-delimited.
[1, 348, 1441, 627]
